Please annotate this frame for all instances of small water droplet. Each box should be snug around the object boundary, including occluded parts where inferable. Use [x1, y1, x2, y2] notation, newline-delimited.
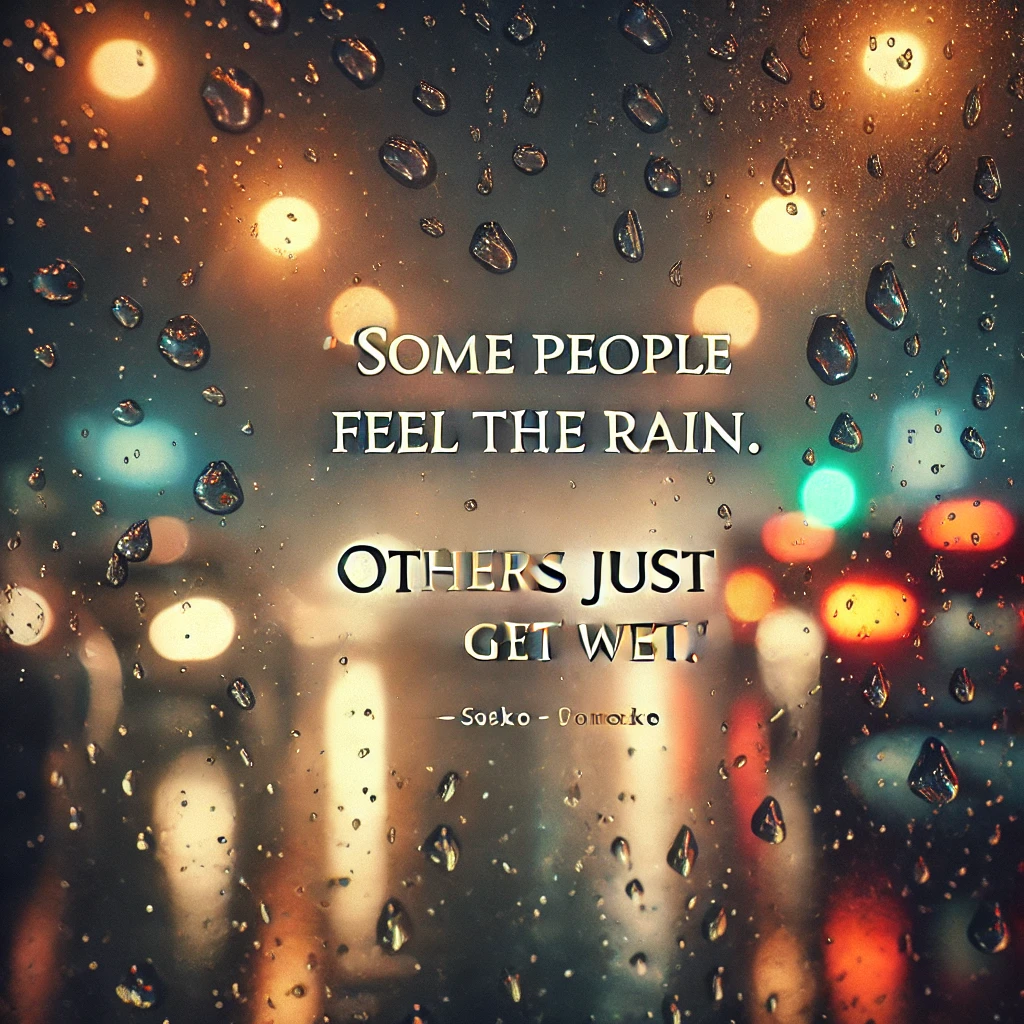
[111, 294, 143, 329]
[972, 374, 995, 410]
[974, 156, 1001, 201]
[761, 46, 791, 83]
[413, 80, 449, 115]
[907, 736, 959, 806]
[115, 963, 164, 1010]
[862, 663, 890, 708]
[963, 84, 982, 128]
[622, 83, 667, 133]
[949, 666, 975, 704]
[228, 677, 256, 709]
[619, 1, 672, 54]
[666, 824, 698, 877]
[968, 901, 1010, 953]
[424, 824, 459, 872]
[505, 5, 536, 44]
[614, 209, 645, 263]
[927, 145, 950, 173]
[522, 82, 543, 117]
[420, 217, 444, 238]
[202, 385, 226, 406]
[933, 357, 951, 386]
[437, 770, 459, 802]
[470, 221, 516, 274]
[378, 898, 412, 953]
[866, 261, 908, 329]
[829, 412, 863, 453]
[751, 796, 786, 843]
[771, 157, 795, 195]
[332, 37, 384, 88]
[32, 258, 84, 304]
[379, 136, 436, 189]
[513, 142, 547, 174]
[113, 399, 144, 426]
[806, 314, 857, 385]
[158, 315, 210, 370]
[194, 460, 245, 514]
[960, 426, 986, 460]
[968, 221, 1011, 274]
[1, 388, 23, 416]
[645, 155, 681, 197]
[116, 520, 152, 562]
[247, 0, 288, 33]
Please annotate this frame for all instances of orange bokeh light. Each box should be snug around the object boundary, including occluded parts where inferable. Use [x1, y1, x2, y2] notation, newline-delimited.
[919, 498, 1014, 552]
[821, 579, 914, 643]
[824, 891, 909, 1024]
[724, 569, 776, 623]
[762, 511, 835, 563]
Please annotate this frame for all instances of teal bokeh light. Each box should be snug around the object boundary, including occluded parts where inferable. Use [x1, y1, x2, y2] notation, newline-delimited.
[800, 467, 856, 527]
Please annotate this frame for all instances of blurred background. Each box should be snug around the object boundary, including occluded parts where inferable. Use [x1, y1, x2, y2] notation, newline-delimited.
[0, 0, 1023, 1022]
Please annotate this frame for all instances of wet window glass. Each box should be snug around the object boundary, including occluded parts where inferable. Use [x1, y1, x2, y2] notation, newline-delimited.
[0, 2, 1021, 1023]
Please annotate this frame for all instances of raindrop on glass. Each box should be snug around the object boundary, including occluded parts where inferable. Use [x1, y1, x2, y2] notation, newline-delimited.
[424, 824, 459, 872]
[614, 209, 644, 263]
[619, 1, 672, 54]
[32, 258, 84, 304]
[194, 460, 245, 514]
[413, 81, 448, 115]
[379, 137, 436, 189]
[332, 37, 384, 88]
[972, 374, 995, 410]
[470, 222, 516, 274]
[113, 399, 144, 426]
[771, 158, 795, 195]
[967, 221, 1011, 274]
[522, 83, 543, 117]
[974, 156, 1001, 201]
[115, 520, 152, 562]
[968, 901, 1010, 954]
[751, 796, 786, 844]
[622, 84, 667, 133]
[112, 294, 143, 329]
[200, 66, 263, 133]
[378, 898, 412, 953]
[513, 143, 547, 174]
[228, 677, 256, 709]
[865, 260, 908, 330]
[862, 663, 890, 708]
[806, 314, 857, 385]
[761, 47, 791, 84]
[158, 315, 210, 370]
[960, 426, 986, 460]
[666, 824, 698, 877]
[645, 155, 681, 197]
[829, 412, 863, 453]
[949, 666, 975, 704]
[907, 736, 959, 806]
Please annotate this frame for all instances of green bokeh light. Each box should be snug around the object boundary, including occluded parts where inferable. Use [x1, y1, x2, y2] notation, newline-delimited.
[800, 467, 856, 527]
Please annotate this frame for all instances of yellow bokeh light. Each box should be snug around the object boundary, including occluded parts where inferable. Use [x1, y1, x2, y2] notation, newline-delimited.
[863, 33, 925, 89]
[327, 286, 397, 347]
[752, 195, 816, 255]
[692, 284, 760, 348]
[149, 596, 235, 661]
[89, 39, 157, 100]
[0, 586, 52, 646]
[255, 196, 320, 257]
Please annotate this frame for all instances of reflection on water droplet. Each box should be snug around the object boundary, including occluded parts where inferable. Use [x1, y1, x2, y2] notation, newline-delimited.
[379, 136, 436, 189]
[115, 962, 164, 1010]
[424, 824, 460, 871]
[772, 158, 795, 195]
[476, 163, 494, 195]
[32, 258, 84, 304]
[420, 217, 444, 238]
[438, 770, 459, 802]
[193, 460, 245, 514]
[904, 333, 920, 357]
[202, 385, 226, 406]
[666, 824, 698, 876]
[622, 83, 667, 133]
[967, 221, 1011, 274]
[619, 1, 672, 53]
[968, 901, 1010, 953]
[1, 388, 23, 415]
[761, 46, 791, 83]
[611, 835, 632, 867]
[933, 357, 950, 386]
[829, 412, 863, 452]
[645, 155, 681, 196]
[960, 426, 986, 459]
[751, 796, 786, 843]
[806, 314, 857, 385]
[949, 666, 975, 703]
[614, 209, 645, 262]
[116, 520, 152, 562]
[972, 374, 995, 409]
[106, 551, 128, 588]
[522, 82, 543, 117]
[378, 898, 412, 953]
[862, 663, 890, 708]
[513, 143, 547, 174]
[907, 736, 959, 806]
[470, 221, 516, 274]
[703, 904, 727, 941]
[201, 66, 263, 132]
[247, 0, 287, 33]
[27, 466, 45, 491]
[963, 84, 982, 128]
[332, 37, 384, 88]
[228, 677, 256, 709]
[413, 81, 448, 116]
[111, 294, 143, 328]
[974, 156, 1001, 201]
[113, 399, 144, 426]
[159, 315, 210, 370]
[505, 5, 536, 44]
[866, 261, 908, 329]
[708, 32, 739, 62]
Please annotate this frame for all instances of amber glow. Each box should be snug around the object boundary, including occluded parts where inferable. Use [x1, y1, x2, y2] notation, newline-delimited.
[821, 579, 914, 643]
[724, 568, 776, 623]
[0, 586, 52, 646]
[752, 196, 815, 255]
[919, 498, 1014, 552]
[148, 596, 235, 661]
[824, 891, 909, 1024]
[255, 196, 320, 256]
[147, 516, 190, 565]
[89, 40, 157, 99]
[327, 285, 398, 347]
[862, 33, 925, 89]
[692, 284, 760, 348]
[762, 511, 835, 562]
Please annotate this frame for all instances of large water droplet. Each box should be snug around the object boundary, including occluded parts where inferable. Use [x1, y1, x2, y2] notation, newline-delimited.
[907, 737, 959, 806]
[378, 898, 412, 953]
[513, 143, 547, 174]
[866, 261, 908, 329]
[949, 666, 975, 704]
[972, 374, 995, 410]
[424, 824, 459, 871]
[862, 663, 890, 708]
[379, 136, 436, 189]
[200, 66, 263, 133]
[967, 221, 1011, 274]
[505, 5, 536, 44]
[645, 155, 681, 197]
[963, 84, 982, 128]
[413, 81, 448, 115]
[619, 1, 672, 53]
[974, 156, 1001, 201]
[614, 209, 645, 262]
[113, 399, 144, 426]
[116, 520, 152, 562]
[32, 258, 84, 304]
[772, 158, 795, 195]
[829, 412, 863, 452]
[247, 0, 287, 33]
[622, 84, 667, 133]
[667, 824, 698, 876]
[112, 294, 143, 328]
[751, 796, 786, 844]
[332, 37, 384, 88]
[228, 677, 256, 709]
[115, 963, 164, 1009]
[960, 426, 986, 460]
[470, 222, 516, 274]
[761, 46, 791, 83]
[806, 314, 857, 385]
[194, 460, 245, 514]
[968, 901, 1010, 953]
[159, 315, 210, 370]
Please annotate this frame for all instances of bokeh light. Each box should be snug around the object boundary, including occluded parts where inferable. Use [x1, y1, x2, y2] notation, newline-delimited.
[862, 32, 925, 89]
[752, 196, 815, 255]
[255, 196, 320, 256]
[327, 286, 398, 347]
[147, 517, 191, 565]
[0, 586, 52, 646]
[821, 579, 914, 643]
[800, 467, 856, 527]
[724, 568, 776, 623]
[692, 284, 760, 348]
[761, 511, 835, 562]
[919, 498, 1014, 552]
[149, 597, 235, 661]
[89, 40, 157, 99]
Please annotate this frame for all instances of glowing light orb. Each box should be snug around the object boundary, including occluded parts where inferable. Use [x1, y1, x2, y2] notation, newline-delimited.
[692, 284, 760, 348]
[147, 517, 190, 565]
[800, 467, 857, 528]
[863, 33, 925, 89]
[327, 286, 397, 347]
[919, 499, 1014, 552]
[149, 597, 235, 661]
[724, 568, 776, 623]
[0, 586, 52, 646]
[255, 196, 320, 256]
[761, 511, 835, 563]
[752, 196, 816, 255]
[821, 579, 914, 643]
[89, 40, 157, 99]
